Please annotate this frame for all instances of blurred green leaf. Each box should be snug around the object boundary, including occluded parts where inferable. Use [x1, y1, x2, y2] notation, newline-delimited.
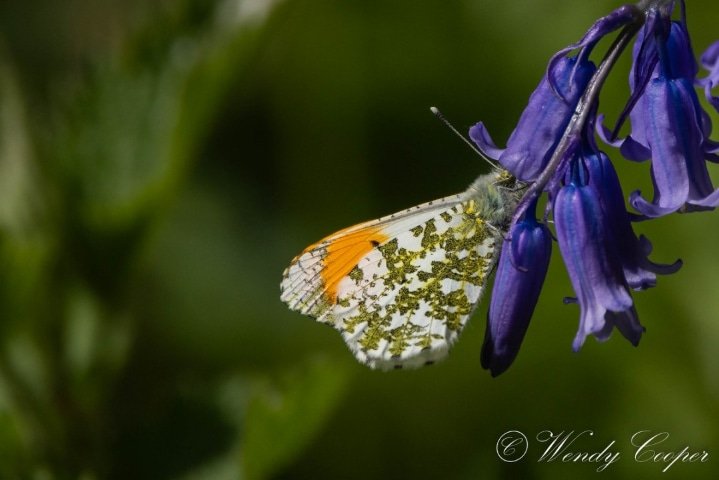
[0, 52, 42, 234]
[241, 357, 352, 480]
[0, 45, 52, 333]
[0, 409, 26, 478]
[53, 0, 287, 232]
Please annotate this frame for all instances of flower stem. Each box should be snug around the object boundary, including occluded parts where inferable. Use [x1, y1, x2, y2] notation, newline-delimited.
[636, 0, 675, 12]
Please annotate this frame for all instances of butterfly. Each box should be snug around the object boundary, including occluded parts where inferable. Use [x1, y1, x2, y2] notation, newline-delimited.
[280, 168, 527, 370]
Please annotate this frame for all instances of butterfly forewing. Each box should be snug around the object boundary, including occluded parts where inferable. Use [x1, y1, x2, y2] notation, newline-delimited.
[280, 193, 463, 317]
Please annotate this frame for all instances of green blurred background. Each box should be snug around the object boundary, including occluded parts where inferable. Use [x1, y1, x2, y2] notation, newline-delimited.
[0, 0, 717, 478]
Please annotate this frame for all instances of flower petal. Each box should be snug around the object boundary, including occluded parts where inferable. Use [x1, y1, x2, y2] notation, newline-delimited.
[630, 190, 682, 217]
[602, 307, 644, 346]
[468, 121, 504, 160]
[632, 78, 698, 215]
[663, 22, 698, 80]
[699, 39, 719, 88]
[498, 56, 595, 181]
[585, 150, 681, 289]
[596, 115, 651, 161]
[554, 183, 634, 351]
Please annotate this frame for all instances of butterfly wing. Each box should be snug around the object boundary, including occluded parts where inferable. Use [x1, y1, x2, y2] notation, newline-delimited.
[281, 193, 502, 370]
[281, 193, 463, 316]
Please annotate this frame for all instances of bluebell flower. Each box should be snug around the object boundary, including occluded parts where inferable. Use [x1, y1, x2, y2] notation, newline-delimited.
[481, 201, 551, 376]
[469, 54, 596, 181]
[554, 148, 644, 351]
[470, 0, 706, 375]
[470, 5, 642, 182]
[601, 9, 719, 217]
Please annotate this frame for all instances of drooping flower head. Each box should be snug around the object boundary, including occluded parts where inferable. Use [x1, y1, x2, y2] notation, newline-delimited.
[469, 5, 640, 183]
[583, 136, 681, 290]
[555, 154, 641, 351]
[481, 200, 551, 376]
[470, 0, 699, 375]
[602, 3, 719, 216]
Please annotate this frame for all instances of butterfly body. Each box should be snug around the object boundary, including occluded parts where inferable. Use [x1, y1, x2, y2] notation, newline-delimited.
[281, 169, 526, 369]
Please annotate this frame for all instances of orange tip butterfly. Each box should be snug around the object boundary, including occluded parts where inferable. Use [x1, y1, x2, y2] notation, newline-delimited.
[281, 167, 527, 370]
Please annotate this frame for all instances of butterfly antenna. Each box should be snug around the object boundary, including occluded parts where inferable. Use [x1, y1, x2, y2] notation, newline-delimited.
[430, 106, 499, 169]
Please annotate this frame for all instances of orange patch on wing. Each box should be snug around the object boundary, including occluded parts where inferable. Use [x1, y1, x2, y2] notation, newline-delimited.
[315, 225, 389, 303]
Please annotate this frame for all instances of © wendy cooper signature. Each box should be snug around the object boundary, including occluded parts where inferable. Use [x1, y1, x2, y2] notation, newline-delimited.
[630, 430, 709, 473]
[496, 429, 710, 472]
